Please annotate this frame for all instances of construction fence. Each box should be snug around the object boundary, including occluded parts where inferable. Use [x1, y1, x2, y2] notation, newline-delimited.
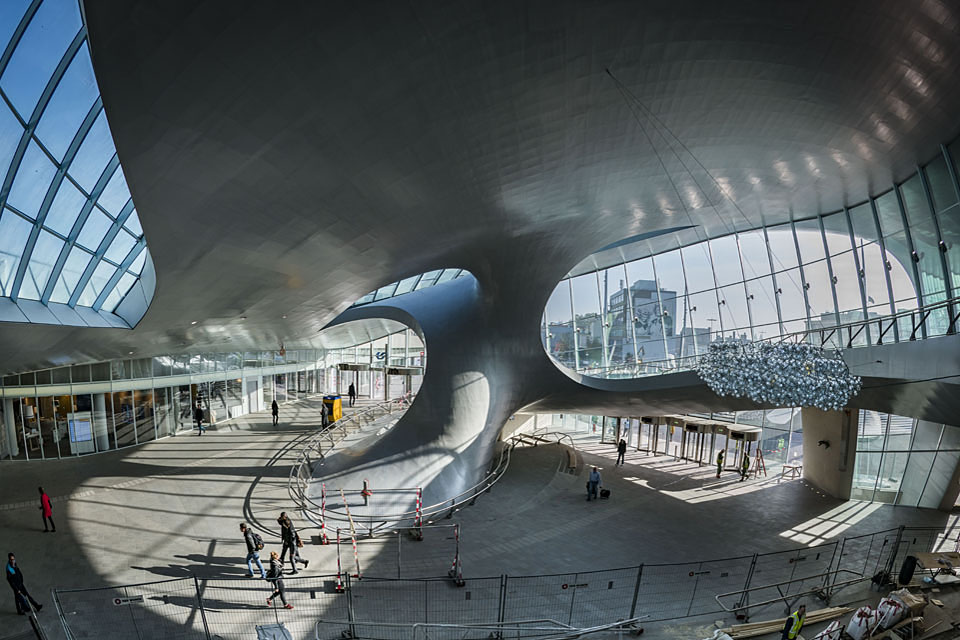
[51, 526, 958, 640]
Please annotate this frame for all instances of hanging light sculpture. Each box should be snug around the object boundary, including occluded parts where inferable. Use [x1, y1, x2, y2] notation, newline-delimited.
[695, 340, 861, 411]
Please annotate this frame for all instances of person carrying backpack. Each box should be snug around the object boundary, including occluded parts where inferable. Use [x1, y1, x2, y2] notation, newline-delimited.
[240, 522, 266, 579]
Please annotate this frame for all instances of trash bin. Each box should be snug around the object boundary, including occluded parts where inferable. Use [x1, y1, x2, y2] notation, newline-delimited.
[323, 395, 342, 422]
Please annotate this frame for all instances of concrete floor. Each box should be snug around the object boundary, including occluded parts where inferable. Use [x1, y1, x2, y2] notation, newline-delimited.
[0, 396, 957, 640]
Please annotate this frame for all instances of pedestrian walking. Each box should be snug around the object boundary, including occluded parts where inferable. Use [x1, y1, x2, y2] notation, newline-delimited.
[194, 403, 206, 435]
[616, 439, 627, 466]
[586, 466, 601, 501]
[278, 512, 308, 574]
[5, 553, 41, 615]
[740, 452, 750, 482]
[266, 551, 293, 609]
[716, 450, 724, 479]
[320, 400, 328, 428]
[271, 399, 279, 426]
[240, 523, 266, 579]
[348, 382, 356, 407]
[38, 487, 54, 533]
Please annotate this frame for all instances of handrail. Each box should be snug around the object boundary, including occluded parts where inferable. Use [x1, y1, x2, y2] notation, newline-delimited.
[714, 568, 864, 614]
[308, 438, 517, 529]
[314, 429, 579, 528]
[287, 393, 415, 518]
[288, 394, 521, 533]
[563, 294, 960, 380]
[315, 617, 648, 640]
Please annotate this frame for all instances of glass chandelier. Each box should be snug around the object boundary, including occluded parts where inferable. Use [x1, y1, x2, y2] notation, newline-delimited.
[695, 340, 862, 411]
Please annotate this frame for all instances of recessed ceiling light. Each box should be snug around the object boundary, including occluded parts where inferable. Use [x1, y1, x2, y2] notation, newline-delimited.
[282, 315, 287, 319]
[240, 316, 247, 320]
[190, 321, 197, 325]
[128, 351, 134, 355]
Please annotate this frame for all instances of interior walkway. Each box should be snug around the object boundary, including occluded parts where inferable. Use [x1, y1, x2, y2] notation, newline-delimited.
[0, 398, 956, 639]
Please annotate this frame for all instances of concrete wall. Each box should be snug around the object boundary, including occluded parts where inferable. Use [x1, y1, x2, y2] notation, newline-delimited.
[801, 408, 858, 499]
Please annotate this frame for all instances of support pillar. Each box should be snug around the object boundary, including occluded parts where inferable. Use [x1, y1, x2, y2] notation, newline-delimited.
[800, 408, 858, 499]
[3, 398, 18, 458]
[92, 393, 110, 452]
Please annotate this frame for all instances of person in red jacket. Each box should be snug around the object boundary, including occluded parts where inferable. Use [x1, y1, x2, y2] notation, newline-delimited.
[38, 487, 54, 533]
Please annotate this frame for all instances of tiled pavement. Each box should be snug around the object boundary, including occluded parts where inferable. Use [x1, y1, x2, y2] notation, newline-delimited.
[0, 405, 957, 639]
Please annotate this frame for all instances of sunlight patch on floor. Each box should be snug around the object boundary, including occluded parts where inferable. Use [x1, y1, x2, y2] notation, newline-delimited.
[780, 500, 884, 546]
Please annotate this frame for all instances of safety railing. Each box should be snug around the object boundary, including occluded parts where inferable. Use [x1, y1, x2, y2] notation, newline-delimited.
[288, 393, 416, 511]
[52, 525, 959, 640]
[288, 394, 522, 535]
[315, 616, 648, 640]
[308, 438, 518, 535]
[562, 294, 960, 380]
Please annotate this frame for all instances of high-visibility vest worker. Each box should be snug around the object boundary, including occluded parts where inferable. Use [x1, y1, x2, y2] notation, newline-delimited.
[715, 450, 724, 478]
[740, 453, 750, 481]
[780, 605, 805, 640]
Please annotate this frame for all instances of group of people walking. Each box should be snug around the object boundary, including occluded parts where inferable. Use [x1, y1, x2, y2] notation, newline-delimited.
[240, 512, 310, 609]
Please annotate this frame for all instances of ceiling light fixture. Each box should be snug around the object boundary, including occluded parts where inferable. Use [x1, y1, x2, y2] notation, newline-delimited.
[191, 321, 197, 325]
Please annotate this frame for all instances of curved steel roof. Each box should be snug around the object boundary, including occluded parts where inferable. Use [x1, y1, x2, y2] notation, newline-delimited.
[0, 0, 959, 373]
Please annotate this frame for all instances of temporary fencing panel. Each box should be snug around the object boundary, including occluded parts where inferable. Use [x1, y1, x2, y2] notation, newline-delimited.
[54, 577, 206, 640]
[53, 527, 959, 640]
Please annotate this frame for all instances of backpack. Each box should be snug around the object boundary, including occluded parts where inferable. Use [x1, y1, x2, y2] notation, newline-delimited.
[252, 532, 264, 550]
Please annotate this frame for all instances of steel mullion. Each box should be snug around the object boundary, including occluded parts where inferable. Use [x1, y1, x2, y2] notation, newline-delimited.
[735, 232, 756, 340]
[621, 262, 637, 369]
[844, 206, 872, 344]
[7, 29, 87, 301]
[789, 218, 812, 341]
[915, 424, 945, 508]
[869, 198, 899, 341]
[40, 97, 104, 303]
[893, 185, 926, 338]
[916, 165, 955, 334]
[649, 257, 669, 364]
[762, 224, 786, 336]
[818, 216, 843, 338]
[68, 197, 134, 308]
[0, 0, 42, 78]
[92, 238, 146, 310]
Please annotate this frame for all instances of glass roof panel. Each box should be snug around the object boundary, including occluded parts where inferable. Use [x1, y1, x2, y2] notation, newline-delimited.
[35, 41, 98, 161]
[0, 1, 31, 51]
[76, 259, 115, 306]
[44, 178, 86, 236]
[19, 229, 63, 300]
[0, 0, 82, 119]
[0, 0, 151, 323]
[128, 246, 147, 274]
[0, 209, 32, 295]
[0, 101, 21, 177]
[49, 244, 91, 303]
[96, 166, 130, 215]
[7, 140, 57, 219]
[102, 271, 136, 312]
[67, 110, 113, 192]
[124, 208, 143, 237]
[75, 208, 111, 251]
[103, 229, 135, 264]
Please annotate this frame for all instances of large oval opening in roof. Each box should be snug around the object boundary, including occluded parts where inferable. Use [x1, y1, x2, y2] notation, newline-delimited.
[542, 215, 916, 380]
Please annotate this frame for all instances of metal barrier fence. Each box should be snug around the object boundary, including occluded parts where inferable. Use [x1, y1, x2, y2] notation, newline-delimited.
[52, 526, 960, 640]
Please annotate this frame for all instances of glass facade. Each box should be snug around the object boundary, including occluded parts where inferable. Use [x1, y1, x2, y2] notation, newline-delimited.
[352, 268, 469, 307]
[852, 411, 960, 507]
[541, 407, 802, 474]
[0, 0, 151, 325]
[0, 328, 425, 461]
[544, 142, 960, 377]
